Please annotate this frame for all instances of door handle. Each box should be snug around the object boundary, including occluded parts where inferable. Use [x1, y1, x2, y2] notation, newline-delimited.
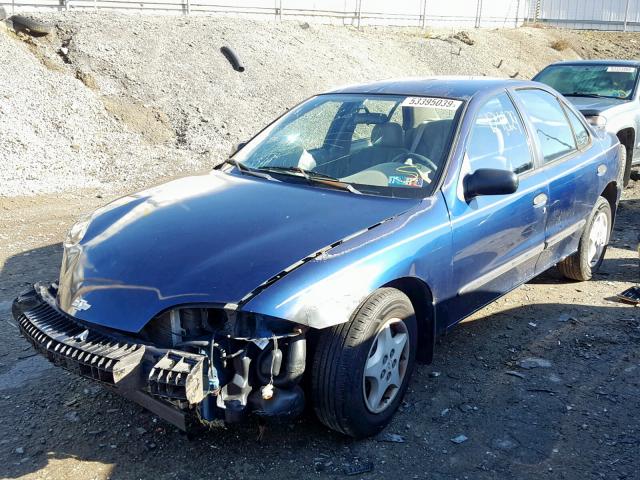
[533, 192, 548, 207]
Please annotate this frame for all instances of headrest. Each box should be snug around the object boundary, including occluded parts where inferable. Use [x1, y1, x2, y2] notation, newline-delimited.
[371, 122, 404, 148]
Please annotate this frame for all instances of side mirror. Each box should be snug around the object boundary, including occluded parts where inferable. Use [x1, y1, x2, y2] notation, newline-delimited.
[230, 141, 248, 156]
[464, 168, 518, 200]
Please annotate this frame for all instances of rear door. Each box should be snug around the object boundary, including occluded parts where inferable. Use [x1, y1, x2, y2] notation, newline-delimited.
[447, 91, 549, 323]
[512, 88, 599, 270]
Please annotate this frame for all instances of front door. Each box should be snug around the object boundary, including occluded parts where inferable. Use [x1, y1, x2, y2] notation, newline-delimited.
[446, 91, 548, 324]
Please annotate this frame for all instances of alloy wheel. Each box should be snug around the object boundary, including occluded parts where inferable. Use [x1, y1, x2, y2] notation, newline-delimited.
[363, 318, 410, 414]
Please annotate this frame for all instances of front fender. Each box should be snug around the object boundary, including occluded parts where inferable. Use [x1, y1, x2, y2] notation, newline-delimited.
[241, 195, 452, 329]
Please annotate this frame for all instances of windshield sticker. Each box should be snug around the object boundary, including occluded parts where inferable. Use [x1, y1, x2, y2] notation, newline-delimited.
[388, 175, 424, 188]
[402, 97, 462, 110]
[607, 66, 636, 73]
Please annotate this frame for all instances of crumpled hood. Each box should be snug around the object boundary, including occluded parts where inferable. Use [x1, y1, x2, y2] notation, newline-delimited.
[566, 96, 628, 116]
[57, 171, 416, 332]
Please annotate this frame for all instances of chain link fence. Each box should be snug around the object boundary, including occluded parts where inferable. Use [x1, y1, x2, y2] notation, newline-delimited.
[0, 0, 530, 28]
[2, 0, 640, 31]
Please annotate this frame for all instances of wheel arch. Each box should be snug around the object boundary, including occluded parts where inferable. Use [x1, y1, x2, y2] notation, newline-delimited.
[600, 181, 619, 224]
[616, 127, 635, 153]
[382, 277, 436, 364]
[616, 128, 635, 186]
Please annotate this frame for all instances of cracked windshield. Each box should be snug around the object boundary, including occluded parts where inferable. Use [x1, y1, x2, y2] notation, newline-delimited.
[233, 94, 464, 197]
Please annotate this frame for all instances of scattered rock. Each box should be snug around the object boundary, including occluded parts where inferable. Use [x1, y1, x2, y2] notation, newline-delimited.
[64, 411, 80, 423]
[313, 455, 332, 472]
[15, 447, 24, 455]
[429, 371, 441, 378]
[375, 432, 406, 443]
[75, 69, 99, 90]
[450, 434, 468, 444]
[492, 436, 519, 450]
[458, 404, 476, 413]
[299, 22, 310, 30]
[343, 460, 374, 476]
[452, 31, 474, 45]
[517, 357, 552, 369]
[548, 373, 562, 383]
[505, 370, 526, 379]
[558, 313, 578, 322]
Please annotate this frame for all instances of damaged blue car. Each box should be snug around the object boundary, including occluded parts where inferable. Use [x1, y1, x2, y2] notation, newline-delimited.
[13, 78, 622, 438]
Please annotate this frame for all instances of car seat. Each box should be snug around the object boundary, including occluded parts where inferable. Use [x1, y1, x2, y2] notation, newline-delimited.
[346, 123, 408, 174]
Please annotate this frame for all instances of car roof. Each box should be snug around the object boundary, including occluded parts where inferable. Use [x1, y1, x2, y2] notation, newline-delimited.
[544, 59, 640, 67]
[326, 76, 540, 100]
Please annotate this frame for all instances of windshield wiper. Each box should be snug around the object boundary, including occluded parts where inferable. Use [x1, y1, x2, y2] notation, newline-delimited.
[563, 92, 617, 99]
[257, 166, 361, 194]
[222, 159, 277, 181]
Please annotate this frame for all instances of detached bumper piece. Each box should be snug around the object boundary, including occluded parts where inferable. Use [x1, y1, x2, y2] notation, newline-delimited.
[149, 351, 206, 404]
[17, 302, 145, 387]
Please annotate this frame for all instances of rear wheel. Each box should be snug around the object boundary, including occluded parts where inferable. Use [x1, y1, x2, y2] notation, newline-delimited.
[311, 288, 417, 438]
[557, 196, 611, 281]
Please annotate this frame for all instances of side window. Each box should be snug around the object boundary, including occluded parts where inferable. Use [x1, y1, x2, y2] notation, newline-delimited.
[564, 105, 590, 149]
[515, 89, 577, 163]
[467, 93, 533, 175]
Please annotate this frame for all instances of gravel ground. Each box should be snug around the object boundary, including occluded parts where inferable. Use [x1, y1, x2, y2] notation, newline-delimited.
[3, 12, 634, 197]
[0, 180, 638, 480]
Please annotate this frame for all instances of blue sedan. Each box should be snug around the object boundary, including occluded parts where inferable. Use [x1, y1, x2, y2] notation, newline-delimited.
[12, 78, 623, 438]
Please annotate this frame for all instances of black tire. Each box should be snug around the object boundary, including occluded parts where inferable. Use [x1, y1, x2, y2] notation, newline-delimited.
[557, 196, 612, 281]
[10, 15, 53, 35]
[311, 288, 417, 438]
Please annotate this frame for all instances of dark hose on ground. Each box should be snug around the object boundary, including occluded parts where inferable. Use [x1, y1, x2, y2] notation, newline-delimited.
[220, 46, 245, 72]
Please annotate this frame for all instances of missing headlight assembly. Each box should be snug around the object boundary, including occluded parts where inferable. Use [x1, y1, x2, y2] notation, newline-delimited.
[13, 283, 306, 431]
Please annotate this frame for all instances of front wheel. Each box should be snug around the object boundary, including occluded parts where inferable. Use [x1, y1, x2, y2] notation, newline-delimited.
[310, 288, 417, 438]
[557, 196, 612, 281]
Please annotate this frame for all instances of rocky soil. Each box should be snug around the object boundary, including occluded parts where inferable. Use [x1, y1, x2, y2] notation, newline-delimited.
[3, 12, 640, 197]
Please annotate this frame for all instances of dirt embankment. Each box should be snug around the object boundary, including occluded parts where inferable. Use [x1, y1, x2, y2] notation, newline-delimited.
[2, 12, 640, 197]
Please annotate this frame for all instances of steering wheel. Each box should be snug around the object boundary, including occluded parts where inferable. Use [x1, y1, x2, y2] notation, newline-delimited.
[391, 152, 438, 172]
